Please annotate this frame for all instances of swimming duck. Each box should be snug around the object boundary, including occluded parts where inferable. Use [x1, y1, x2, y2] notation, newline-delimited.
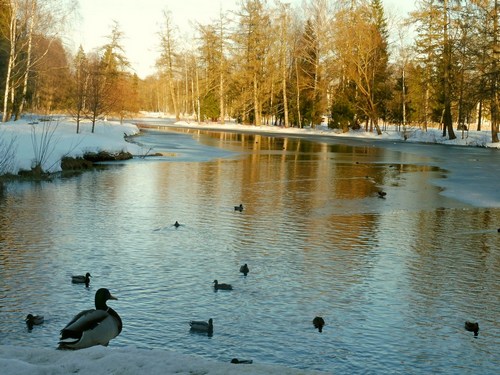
[189, 318, 213, 334]
[58, 288, 122, 350]
[465, 321, 479, 336]
[377, 191, 387, 198]
[25, 314, 44, 330]
[231, 358, 253, 364]
[313, 316, 325, 332]
[174, 221, 180, 228]
[72, 272, 91, 286]
[234, 204, 244, 212]
[240, 263, 249, 276]
[213, 279, 233, 290]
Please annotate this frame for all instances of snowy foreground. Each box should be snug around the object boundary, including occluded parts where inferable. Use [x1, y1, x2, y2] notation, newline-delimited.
[0, 116, 499, 176]
[0, 345, 326, 375]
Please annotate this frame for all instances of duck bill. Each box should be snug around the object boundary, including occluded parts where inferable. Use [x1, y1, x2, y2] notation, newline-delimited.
[109, 294, 118, 300]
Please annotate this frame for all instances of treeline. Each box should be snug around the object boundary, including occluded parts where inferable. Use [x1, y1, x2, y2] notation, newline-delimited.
[0, 0, 499, 143]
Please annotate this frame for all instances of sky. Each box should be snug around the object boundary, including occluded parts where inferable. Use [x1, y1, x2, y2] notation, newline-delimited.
[72, 0, 415, 79]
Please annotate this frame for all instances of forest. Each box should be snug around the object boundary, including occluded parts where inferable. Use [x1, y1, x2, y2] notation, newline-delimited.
[0, 0, 499, 143]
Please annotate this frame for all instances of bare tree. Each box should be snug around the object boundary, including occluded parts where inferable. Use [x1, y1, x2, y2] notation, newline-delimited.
[158, 10, 180, 120]
[333, 4, 386, 134]
[232, 0, 272, 125]
[86, 53, 107, 133]
[72, 46, 88, 133]
[491, 0, 499, 142]
[1, 0, 76, 122]
[441, 0, 456, 139]
[278, 2, 290, 127]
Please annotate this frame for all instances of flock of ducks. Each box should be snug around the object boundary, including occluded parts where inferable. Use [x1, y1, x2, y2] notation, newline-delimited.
[24, 202, 484, 357]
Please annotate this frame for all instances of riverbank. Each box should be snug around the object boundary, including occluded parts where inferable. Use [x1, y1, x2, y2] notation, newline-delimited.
[0, 117, 144, 176]
[137, 118, 500, 149]
[1, 116, 499, 177]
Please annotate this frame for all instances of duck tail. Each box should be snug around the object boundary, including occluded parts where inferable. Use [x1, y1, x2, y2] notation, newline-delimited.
[57, 339, 80, 350]
[59, 329, 81, 341]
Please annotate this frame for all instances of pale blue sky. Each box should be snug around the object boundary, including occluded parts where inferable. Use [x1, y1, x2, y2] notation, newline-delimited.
[73, 0, 414, 78]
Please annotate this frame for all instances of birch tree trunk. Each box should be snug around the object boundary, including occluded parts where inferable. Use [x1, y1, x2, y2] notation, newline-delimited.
[160, 11, 179, 120]
[280, 4, 289, 127]
[2, 1, 18, 122]
[16, 0, 36, 120]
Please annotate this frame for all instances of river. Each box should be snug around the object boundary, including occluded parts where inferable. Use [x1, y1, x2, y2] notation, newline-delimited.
[0, 123, 498, 374]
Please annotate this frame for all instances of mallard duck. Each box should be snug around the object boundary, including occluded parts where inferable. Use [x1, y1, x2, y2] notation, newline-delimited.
[25, 314, 44, 330]
[313, 316, 325, 332]
[213, 279, 233, 290]
[189, 318, 213, 333]
[72, 272, 91, 285]
[465, 321, 479, 336]
[58, 288, 122, 350]
[234, 204, 244, 212]
[174, 221, 181, 228]
[231, 358, 253, 364]
[240, 263, 249, 276]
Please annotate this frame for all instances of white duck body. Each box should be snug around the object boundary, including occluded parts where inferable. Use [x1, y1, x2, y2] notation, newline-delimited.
[58, 288, 122, 350]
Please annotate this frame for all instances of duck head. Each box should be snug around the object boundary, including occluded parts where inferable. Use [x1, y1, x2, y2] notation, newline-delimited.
[95, 288, 118, 310]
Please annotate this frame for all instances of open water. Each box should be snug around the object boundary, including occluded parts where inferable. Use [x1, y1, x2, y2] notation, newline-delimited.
[0, 123, 498, 374]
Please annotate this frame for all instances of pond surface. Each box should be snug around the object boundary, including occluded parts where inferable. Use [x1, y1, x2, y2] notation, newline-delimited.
[0, 124, 499, 374]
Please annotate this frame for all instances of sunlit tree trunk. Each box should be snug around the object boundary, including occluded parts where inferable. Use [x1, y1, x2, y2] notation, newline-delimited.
[2, 1, 18, 122]
[218, 13, 225, 124]
[195, 61, 201, 124]
[159, 11, 179, 120]
[492, 0, 499, 143]
[16, 0, 36, 120]
[442, 0, 456, 139]
[280, 6, 289, 128]
[295, 58, 301, 127]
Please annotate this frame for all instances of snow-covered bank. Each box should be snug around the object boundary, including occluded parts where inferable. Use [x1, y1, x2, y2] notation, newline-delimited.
[1, 116, 499, 176]
[0, 118, 144, 175]
[167, 120, 500, 149]
[0, 345, 326, 375]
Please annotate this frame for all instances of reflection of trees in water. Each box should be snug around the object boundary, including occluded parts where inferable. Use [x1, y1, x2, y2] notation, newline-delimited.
[405, 208, 499, 330]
